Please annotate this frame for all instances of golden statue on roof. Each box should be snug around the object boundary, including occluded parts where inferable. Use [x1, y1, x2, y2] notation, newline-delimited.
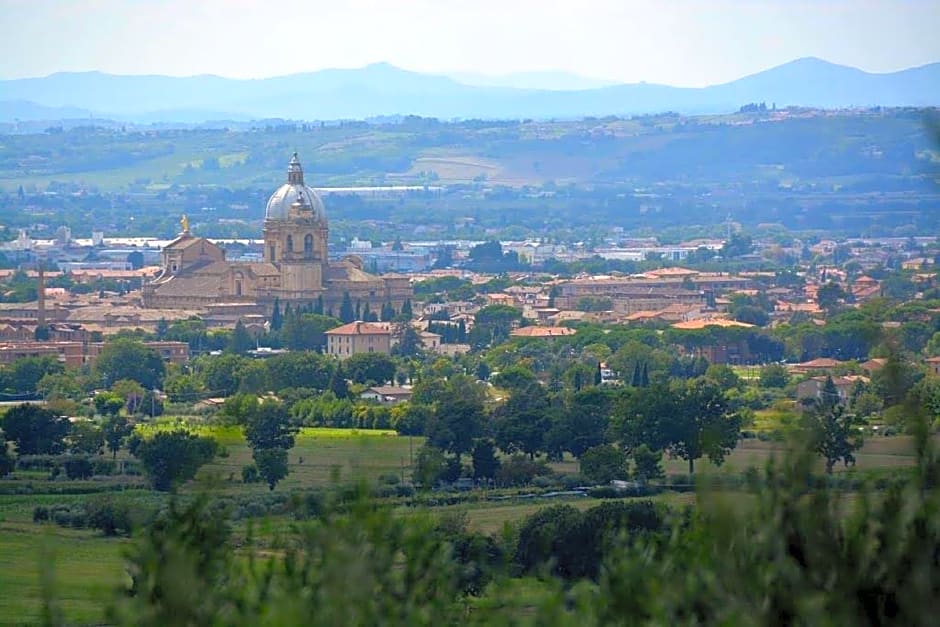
[181, 214, 190, 234]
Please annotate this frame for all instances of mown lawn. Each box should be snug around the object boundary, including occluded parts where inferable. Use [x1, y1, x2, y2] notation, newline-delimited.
[0, 520, 127, 625]
[188, 427, 422, 494]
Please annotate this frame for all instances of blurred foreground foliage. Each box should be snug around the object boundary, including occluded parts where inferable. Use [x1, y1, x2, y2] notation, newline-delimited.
[38, 419, 940, 626]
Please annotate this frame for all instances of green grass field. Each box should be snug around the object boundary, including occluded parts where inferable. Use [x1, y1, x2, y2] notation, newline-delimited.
[0, 423, 927, 624]
[0, 520, 128, 625]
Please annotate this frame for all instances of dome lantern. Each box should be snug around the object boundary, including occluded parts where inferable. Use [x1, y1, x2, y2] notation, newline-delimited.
[264, 153, 326, 223]
[287, 152, 304, 185]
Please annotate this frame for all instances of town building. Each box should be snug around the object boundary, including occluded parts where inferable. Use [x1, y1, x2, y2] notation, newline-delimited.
[325, 321, 393, 358]
[142, 153, 412, 315]
[796, 375, 869, 407]
[0, 340, 189, 368]
[359, 386, 413, 405]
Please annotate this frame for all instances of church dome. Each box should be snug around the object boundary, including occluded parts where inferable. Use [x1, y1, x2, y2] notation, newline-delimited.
[264, 153, 326, 222]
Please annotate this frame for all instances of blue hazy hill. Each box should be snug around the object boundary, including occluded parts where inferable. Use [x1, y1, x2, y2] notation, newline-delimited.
[1, 58, 937, 122]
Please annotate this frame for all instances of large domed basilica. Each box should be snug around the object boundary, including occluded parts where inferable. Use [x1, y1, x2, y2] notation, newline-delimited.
[142, 153, 412, 315]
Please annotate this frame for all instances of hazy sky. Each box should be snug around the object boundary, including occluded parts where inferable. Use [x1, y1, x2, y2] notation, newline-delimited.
[1, 0, 938, 86]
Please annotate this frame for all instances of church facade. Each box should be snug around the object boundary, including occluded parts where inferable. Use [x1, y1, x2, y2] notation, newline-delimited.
[142, 153, 412, 316]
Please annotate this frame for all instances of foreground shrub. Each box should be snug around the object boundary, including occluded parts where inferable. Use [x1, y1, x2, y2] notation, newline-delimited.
[108, 493, 463, 625]
[134, 429, 217, 491]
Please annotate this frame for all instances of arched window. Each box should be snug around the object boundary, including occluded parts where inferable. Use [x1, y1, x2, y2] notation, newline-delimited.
[269, 245, 276, 262]
[304, 234, 314, 259]
[286, 235, 293, 253]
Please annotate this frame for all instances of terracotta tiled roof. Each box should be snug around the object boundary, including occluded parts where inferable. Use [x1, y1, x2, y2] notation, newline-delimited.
[670, 318, 754, 330]
[325, 321, 391, 336]
[795, 358, 844, 369]
[510, 326, 576, 338]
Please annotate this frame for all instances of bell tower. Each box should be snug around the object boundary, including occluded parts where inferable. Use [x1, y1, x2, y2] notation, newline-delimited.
[262, 153, 329, 300]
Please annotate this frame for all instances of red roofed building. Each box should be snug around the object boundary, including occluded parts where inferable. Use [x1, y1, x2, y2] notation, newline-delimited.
[325, 321, 392, 358]
[926, 356, 940, 377]
[789, 357, 846, 375]
[509, 326, 576, 339]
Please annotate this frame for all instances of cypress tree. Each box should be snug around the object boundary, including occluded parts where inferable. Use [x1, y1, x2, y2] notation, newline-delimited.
[381, 301, 395, 322]
[632, 362, 642, 387]
[339, 292, 355, 323]
[329, 367, 350, 399]
[641, 363, 650, 387]
[270, 298, 283, 331]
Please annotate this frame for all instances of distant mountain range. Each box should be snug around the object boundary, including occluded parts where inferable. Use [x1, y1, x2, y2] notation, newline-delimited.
[1, 58, 938, 123]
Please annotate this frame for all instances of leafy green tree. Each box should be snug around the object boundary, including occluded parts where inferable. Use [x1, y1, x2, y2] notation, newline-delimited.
[328, 367, 350, 399]
[244, 400, 296, 490]
[494, 383, 551, 460]
[103, 415, 133, 459]
[236, 360, 269, 394]
[195, 353, 245, 395]
[266, 351, 333, 391]
[112, 379, 146, 413]
[63, 456, 94, 479]
[579, 444, 628, 484]
[95, 391, 125, 416]
[471, 438, 500, 480]
[705, 364, 743, 390]
[720, 233, 753, 258]
[548, 388, 611, 459]
[804, 403, 863, 474]
[0, 442, 13, 477]
[68, 421, 105, 455]
[1, 355, 64, 394]
[620, 380, 741, 474]
[253, 447, 289, 490]
[426, 375, 486, 460]
[244, 400, 297, 451]
[221, 393, 260, 425]
[474, 304, 522, 345]
[344, 352, 396, 386]
[1, 403, 71, 454]
[489, 365, 538, 392]
[228, 320, 254, 355]
[392, 325, 422, 357]
[413, 444, 447, 488]
[96, 339, 165, 389]
[36, 371, 83, 401]
[514, 505, 584, 576]
[280, 313, 341, 351]
[732, 304, 769, 326]
[631, 444, 664, 482]
[140, 389, 164, 417]
[759, 363, 790, 388]
[390, 402, 433, 436]
[668, 379, 742, 474]
[163, 373, 204, 403]
[133, 429, 218, 491]
[817, 281, 847, 314]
